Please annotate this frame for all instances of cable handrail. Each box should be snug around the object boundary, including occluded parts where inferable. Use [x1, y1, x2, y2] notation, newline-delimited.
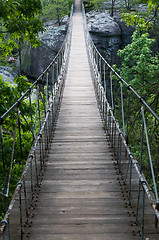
[0, 7, 73, 124]
[82, 3, 159, 239]
[83, 9, 159, 122]
[0, 5, 73, 238]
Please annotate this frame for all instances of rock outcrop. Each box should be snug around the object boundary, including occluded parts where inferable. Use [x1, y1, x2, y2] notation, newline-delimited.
[87, 11, 134, 64]
[0, 66, 16, 84]
[21, 16, 69, 79]
[1, 13, 135, 80]
[87, 12, 121, 36]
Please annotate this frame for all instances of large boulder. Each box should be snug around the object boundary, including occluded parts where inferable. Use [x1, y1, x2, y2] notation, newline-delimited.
[21, 17, 69, 79]
[87, 11, 122, 64]
[86, 11, 135, 64]
[0, 66, 16, 85]
[87, 11, 121, 36]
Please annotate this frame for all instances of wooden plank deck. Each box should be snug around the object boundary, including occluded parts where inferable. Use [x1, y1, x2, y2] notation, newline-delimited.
[27, 1, 141, 239]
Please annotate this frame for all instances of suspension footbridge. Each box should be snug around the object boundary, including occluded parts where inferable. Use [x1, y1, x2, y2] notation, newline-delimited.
[0, 1, 159, 240]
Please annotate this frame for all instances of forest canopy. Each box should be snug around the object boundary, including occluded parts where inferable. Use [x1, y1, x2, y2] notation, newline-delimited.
[0, 0, 44, 58]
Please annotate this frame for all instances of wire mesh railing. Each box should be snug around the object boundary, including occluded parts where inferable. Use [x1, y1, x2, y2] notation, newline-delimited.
[0, 5, 73, 240]
[82, 4, 159, 240]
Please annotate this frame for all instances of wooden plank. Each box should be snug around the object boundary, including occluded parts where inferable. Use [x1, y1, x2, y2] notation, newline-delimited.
[29, 223, 134, 234]
[16, 233, 139, 240]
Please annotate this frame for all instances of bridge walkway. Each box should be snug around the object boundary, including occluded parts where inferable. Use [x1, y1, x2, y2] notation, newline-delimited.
[27, 1, 140, 240]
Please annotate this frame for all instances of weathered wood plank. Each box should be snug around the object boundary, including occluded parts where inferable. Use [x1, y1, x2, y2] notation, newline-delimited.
[25, 234, 138, 240]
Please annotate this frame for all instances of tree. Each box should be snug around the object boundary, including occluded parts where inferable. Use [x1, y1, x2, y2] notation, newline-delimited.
[0, 75, 37, 220]
[41, 0, 72, 25]
[117, 28, 159, 101]
[110, 0, 116, 16]
[0, 0, 44, 67]
[84, 0, 118, 16]
[52, 0, 68, 25]
[121, 0, 159, 30]
[122, 0, 140, 10]
[88, 0, 104, 9]
[112, 28, 159, 189]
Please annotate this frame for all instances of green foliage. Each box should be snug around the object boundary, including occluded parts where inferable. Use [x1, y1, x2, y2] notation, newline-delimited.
[112, 28, 159, 192]
[121, 0, 159, 30]
[123, 0, 140, 10]
[41, 0, 73, 23]
[117, 28, 159, 100]
[0, 76, 32, 116]
[84, 0, 105, 11]
[0, 69, 49, 220]
[88, 0, 104, 9]
[14, 75, 31, 97]
[0, 78, 15, 115]
[141, 0, 159, 5]
[121, 12, 153, 30]
[0, 75, 38, 219]
[0, 0, 44, 59]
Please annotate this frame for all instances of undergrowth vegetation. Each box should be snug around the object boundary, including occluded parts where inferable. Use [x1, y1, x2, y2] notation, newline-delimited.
[0, 0, 73, 221]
